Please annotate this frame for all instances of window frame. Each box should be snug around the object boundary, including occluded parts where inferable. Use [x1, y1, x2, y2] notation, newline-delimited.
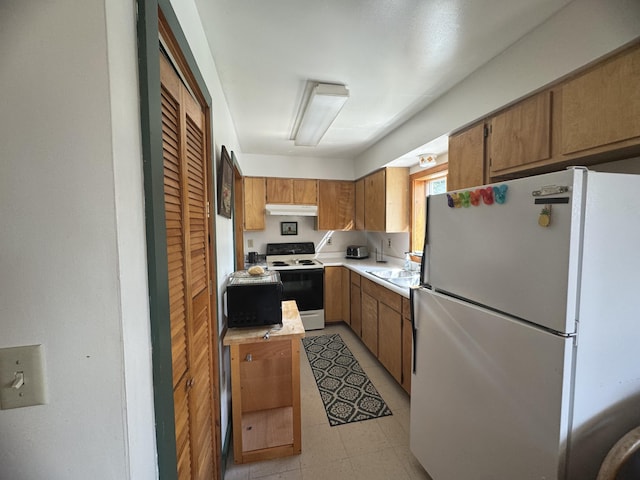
[410, 163, 448, 260]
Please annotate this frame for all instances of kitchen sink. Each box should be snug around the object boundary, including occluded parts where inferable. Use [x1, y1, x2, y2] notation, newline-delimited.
[367, 269, 420, 288]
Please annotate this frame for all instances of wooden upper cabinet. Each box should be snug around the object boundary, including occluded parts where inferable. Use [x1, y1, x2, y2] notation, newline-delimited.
[243, 177, 266, 230]
[355, 178, 365, 231]
[266, 178, 317, 205]
[364, 170, 385, 231]
[317, 180, 354, 231]
[447, 122, 486, 191]
[364, 168, 409, 232]
[560, 44, 640, 156]
[293, 179, 318, 204]
[488, 90, 552, 177]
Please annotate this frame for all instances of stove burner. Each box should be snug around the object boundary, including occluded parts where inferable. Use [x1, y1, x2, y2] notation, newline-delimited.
[298, 260, 314, 265]
[271, 261, 288, 266]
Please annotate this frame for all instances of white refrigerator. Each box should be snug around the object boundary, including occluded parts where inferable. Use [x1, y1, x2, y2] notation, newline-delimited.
[410, 168, 640, 480]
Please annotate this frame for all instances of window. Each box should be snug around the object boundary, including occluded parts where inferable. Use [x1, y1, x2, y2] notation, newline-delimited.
[410, 164, 448, 257]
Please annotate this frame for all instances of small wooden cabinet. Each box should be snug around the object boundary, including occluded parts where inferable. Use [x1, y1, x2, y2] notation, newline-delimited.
[361, 168, 409, 232]
[448, 122, 486, 191]
[243, 177, 266, 230]
[223, 301, 305, 464]
[559, 44, 640, 157]
[317, 180, 355, 230]
[488, 90, 553, 177]
[266, 178, 317, 205]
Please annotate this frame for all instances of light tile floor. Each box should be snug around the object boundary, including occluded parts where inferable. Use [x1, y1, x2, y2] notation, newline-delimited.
[224, 323, 433, 480]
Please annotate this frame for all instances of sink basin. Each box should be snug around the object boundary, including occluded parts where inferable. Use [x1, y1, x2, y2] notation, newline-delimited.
[367, 269, 420, 288]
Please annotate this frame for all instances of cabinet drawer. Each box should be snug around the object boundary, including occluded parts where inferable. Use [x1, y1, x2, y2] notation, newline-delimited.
[351, 271, 361, 286]
[362, 278, 402, 312]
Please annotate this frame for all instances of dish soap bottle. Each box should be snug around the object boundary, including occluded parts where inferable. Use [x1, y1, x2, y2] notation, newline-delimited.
[404, 252, 412, 271]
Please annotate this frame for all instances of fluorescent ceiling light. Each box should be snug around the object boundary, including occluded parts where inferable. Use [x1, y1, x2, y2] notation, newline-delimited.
[292, 83, 349, 146]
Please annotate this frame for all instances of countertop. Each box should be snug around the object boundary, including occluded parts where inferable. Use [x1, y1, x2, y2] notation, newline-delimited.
[223, 300, 305, 345]
[316, 254, 419, 298]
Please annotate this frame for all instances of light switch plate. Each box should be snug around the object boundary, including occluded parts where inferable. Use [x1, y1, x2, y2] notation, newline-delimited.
[0, 344, 47, 409]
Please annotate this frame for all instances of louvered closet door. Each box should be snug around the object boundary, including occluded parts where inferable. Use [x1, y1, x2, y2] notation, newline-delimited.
[160, 53, 216, 480]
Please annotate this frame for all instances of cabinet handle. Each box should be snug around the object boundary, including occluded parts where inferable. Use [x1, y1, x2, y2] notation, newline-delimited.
[245, 353, 253, 362]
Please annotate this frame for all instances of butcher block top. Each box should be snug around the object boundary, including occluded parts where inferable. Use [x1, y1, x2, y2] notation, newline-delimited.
[223, 300, 306, 346]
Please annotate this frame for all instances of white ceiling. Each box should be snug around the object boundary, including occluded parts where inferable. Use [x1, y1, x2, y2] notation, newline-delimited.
[195, 0, 573, 163]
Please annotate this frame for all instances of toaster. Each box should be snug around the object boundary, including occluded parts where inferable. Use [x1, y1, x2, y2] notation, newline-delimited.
[346, 245, 369, 259]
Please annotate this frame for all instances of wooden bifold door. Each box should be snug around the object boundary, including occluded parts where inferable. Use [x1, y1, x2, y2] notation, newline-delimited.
[160, 50, 218, 479]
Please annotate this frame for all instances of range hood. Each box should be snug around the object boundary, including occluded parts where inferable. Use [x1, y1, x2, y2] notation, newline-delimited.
[265, 204, 318, 216]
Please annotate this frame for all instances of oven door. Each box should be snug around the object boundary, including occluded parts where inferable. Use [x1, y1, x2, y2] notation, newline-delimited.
[277, 268, 324, 311]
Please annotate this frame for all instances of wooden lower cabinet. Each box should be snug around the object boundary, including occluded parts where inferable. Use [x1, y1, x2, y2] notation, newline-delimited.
[361, 286, 378, 356]
[378, 302, 402, 383]
[325, 266, 351, 323]
[401, 297, 413, 394]
[350, 273, 362, 336]
[341, 267, 350, 326]
[324, 266, 343, 323]
[350, 275, 413, 394]
[224, 302, 305, 464]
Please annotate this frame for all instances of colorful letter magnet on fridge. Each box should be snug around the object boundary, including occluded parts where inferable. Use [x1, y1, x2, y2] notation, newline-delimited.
[493, 184, 508, 204]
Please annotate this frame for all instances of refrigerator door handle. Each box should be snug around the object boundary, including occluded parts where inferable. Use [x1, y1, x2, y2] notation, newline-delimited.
[410, 287, 418, 374]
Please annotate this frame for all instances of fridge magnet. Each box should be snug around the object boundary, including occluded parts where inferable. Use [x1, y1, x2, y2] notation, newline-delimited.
[281, 221, 298, 235]
[539, 205, 552, 227]
[481, 187, 494, 205]
[470, 190, 482, 206]
[447, 192, 462, 208]
[493, 184, 508, 204]
[460, 191, 471, 208]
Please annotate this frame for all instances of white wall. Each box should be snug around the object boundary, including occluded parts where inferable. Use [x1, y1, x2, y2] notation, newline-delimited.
[239, 153, 355, 180]
[0, 0, 156, 478]
[355, 0, 640, 177]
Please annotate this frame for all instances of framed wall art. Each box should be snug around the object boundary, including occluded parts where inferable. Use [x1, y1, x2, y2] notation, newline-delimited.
[217, 145, 233, 218]
[281, 221, 297, 236]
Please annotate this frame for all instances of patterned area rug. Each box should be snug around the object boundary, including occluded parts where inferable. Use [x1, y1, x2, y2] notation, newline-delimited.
[302, 333, 392, 426]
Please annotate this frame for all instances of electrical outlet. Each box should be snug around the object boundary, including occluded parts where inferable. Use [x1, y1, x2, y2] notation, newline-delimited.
[327, 236, 332, 245]
[247, 239, 253, 248]
[387, 238, 392, 248]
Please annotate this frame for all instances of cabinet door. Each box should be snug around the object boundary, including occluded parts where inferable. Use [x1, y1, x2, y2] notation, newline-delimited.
[488, 90, 552, 176]
[317, 180, 355, 231]
[355, 178, 365, 231]
[243, 177, 266, 230]
[341, 267, 351, 326]
[385, 168, 410, 233]
[293, 179, 317, 204]
[402, 316, 412, 394]
[560, 45, 640, 155]
[324, 266, 343, 323]
[364, 170, 385, 231]
[402, 297, 412, 394]
[448, 123, 485, 191]
[361, 290, 378, 355]
[350, 283, 361, 336]
[378, 302, 402, 383]
[266, 178, 293, 204]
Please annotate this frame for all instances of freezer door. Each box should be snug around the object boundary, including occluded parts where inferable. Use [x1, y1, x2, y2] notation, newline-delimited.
[428, 169, 584, 334]
[410, 289, 574, 480]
